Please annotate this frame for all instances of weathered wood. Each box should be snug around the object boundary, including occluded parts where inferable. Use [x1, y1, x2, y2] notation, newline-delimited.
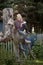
[3, 8, 13, 34]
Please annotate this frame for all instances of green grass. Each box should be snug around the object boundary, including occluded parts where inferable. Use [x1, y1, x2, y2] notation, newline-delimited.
[18, 60, 43, 65]
[0, 40, 43, 65]
[0, 59, 43, 65]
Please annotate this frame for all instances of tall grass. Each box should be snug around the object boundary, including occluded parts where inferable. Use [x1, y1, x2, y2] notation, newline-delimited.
[0, 40, 43, 65]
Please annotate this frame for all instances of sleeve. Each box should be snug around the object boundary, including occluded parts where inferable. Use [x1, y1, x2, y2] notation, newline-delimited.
[21, 21, 29, 33]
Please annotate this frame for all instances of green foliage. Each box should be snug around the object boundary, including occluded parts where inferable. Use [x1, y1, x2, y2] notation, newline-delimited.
[0, 40, 43, 65]
[0, 0, 43, 31]
[32, 40, 43, 60]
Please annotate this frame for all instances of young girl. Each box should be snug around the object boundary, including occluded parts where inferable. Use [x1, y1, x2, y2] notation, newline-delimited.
[15, 14, 35, 60]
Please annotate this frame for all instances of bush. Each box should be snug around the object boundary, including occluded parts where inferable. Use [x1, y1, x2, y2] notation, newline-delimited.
[32, 40, 43, 60]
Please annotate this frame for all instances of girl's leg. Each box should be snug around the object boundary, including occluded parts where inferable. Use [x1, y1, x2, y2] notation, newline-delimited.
[25, 40, 35, 59]
[19, 42, 27, 60]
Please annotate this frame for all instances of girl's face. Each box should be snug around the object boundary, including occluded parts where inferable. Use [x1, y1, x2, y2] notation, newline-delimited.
[16, 16, 21, 20]
[16, 14, 23, 21]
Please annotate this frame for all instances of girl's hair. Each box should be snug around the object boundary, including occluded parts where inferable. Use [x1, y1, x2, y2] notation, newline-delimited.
[16, 14, 23, 21]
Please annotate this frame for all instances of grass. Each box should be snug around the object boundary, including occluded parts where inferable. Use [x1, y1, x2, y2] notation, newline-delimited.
[0, 40, 43, 65]
[0, 59, 43, 65]
[18, 60, 43, 65]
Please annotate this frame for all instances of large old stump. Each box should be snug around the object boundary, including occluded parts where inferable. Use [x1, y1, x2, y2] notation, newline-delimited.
[3, 8, 13, 35]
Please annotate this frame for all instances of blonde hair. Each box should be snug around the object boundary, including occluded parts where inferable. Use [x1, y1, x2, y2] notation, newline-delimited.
[16, 14, 23, 21]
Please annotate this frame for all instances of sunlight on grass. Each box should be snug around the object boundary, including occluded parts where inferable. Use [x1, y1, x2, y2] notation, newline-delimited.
[23, 60, 43, 65]
[34, 60, 43, 63]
